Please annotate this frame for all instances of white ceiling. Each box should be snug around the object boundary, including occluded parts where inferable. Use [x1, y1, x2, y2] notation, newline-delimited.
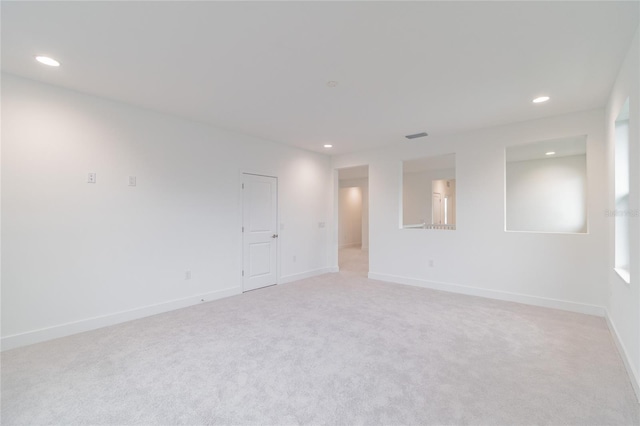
[2, 2, 638, 155]
[506, 135, 587, 162]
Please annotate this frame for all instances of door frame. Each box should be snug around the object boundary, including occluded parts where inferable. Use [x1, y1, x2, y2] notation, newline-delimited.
[332, 165, 370, 274]
[239, 171, 280, 292]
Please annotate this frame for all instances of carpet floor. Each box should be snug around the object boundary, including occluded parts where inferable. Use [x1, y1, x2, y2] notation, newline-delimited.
[2, 247, 638, 425]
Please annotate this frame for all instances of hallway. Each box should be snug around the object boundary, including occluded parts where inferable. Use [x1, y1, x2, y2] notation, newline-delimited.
[338, 246, 368, 277]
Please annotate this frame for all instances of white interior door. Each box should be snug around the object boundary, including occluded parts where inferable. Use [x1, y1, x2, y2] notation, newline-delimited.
[242, 174, 278, 292]
[432, 192, 442, 224]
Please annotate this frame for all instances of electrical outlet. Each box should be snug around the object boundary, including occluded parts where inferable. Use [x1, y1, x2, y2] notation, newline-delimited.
[129, 176, 137, 186]
[428, 260, 434, 267]
[318, 222, 326, 228]
[185, 270, 192, 280]
[88, 173, 96, 183]
[293, 255, 297, 263]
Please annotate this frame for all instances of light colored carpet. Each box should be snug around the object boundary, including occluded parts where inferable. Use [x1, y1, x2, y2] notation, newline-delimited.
[2, 249, 639, 425]
[339, 245, 369, 278]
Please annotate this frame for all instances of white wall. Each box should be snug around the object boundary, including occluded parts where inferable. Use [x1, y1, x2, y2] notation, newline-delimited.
[361, 183, 369, 250]
[605, 29, 640, 398]
[506, 155, 587, 233]
[333, 108, 607, 315]
[1, 74, 333, 349]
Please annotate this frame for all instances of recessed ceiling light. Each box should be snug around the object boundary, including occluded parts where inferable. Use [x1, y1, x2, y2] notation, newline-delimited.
[35, 56, 60, 67]
[546, 151, 556, 156]
[533, 96, 550, 103]
[326, 81, 338, 88]
[323, 144, 333, 148]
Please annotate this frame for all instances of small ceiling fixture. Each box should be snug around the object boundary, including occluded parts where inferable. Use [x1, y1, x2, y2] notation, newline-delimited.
[35, 56, 60, 67]
[326, 81, 338, 88]
[405, 132, 428, 139]
[323, 144, 333, 148]
[546, 151, 556, 156]
[533, 96, 550, 103]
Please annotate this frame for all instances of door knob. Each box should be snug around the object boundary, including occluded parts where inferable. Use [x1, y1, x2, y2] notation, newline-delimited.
[272, 234, 279, 238]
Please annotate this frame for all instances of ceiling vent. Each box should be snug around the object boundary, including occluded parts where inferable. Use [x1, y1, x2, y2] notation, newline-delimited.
[405, 132, 428, 139]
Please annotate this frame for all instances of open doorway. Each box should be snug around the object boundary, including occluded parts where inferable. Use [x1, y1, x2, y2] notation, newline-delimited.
[337, 166, 369, 276]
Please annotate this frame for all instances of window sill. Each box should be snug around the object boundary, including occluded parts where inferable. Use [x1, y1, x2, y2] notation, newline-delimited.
[614, 268, 631, 285]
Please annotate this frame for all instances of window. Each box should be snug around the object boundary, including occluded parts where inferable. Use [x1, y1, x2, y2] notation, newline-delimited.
[505, 135, 587, 233]
[402, 154, 456, 230]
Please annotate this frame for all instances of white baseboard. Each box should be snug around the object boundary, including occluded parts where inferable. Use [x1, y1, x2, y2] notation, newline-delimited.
[605, 310, 640, 402]
[367, 272, 605, 317]
[1, 286, 241, 351]
[280, 267, 337, 284]
[3, 264, 339, 351]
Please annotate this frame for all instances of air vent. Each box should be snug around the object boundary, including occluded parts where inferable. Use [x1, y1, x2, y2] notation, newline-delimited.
[405, 132, 428, 139]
